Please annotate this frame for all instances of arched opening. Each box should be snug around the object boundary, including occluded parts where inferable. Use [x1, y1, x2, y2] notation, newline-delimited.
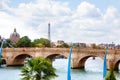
[78, 55, 103, 72]
[85, 57, 103, 72]
[46, 54, 67, 69]
[2, 59, 6, 64]
[0, 59, 6, 67]
[13, 54, 32, 66]
[46, 54, 67, 61]
[114, 60, 120, 72]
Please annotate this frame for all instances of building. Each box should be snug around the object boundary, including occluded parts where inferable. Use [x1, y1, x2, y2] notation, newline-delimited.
[98, 43, 108, 48]
[10, 28, 20, 44]
[72, 42, 80, 47]
[79, 43, 86, 48]
[115, 45, 120, 49]
[56, 40, 64, 45]
[99, 42, 115, 49]
[72, 42, 86, 48]
[108, 43, 115, 49]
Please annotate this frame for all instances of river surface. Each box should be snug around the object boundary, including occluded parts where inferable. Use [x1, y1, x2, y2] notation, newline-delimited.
[0, 57, 120, 80]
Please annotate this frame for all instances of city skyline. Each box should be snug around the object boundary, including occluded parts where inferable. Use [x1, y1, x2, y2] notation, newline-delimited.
[0, 0, 120, 44]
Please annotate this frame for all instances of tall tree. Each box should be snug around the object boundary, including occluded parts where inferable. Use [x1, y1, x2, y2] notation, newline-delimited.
[16, 36, 31, 47]
[39, 38, 50, 47]
[34, 39, 41, 44]
[21, 57, 57, 80]
[33, 38, 50, 47]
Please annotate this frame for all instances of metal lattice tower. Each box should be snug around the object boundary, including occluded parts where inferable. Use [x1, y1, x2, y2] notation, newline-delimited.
[48, 23, 51, 42]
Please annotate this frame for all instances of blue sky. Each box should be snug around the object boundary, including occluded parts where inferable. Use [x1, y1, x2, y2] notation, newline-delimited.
[7, 0, 120, 11]
[0, 0, 120, 44]
[8, 0, 33, 8]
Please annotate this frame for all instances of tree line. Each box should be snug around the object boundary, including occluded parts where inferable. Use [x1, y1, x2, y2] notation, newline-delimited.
[13, 36, 51, 48]
[0, 36, 70, 48]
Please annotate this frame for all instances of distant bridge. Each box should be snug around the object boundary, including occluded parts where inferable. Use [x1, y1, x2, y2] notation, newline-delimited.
[2, 48, 120, 71]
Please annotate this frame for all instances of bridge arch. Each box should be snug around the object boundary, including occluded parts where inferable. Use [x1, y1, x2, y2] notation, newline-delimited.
[46, 53, 67, 61]
[1, 59, 6, 65]
[13, 54, 32, 66]
[114, 60, 120, 71]
[77, 55, 103, 69]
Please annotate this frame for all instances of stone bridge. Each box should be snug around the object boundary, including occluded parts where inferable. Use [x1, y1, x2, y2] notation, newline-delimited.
[2, 48, 120, 71]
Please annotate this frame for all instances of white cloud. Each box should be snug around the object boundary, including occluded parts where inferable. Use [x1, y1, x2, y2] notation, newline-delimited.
[0, 0, 120, 44]
[73, 1, 101, 18]
[104, 7, 120, 20]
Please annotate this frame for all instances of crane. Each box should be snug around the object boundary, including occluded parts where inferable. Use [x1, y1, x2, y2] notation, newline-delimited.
[0, 38, 13, 66]
[0, 38, 13, 57]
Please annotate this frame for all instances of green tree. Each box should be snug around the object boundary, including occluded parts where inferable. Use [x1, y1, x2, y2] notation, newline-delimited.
[36, 43, 44, 48]
[39, 38, 50, 47]
[91, 43, 101, 49]
[62, 43, 70, 48]
[91, 44, 97, 49]
[33, 38, 50, 47]
[56, 43, 70, 48]
[21, 57, 57, 80]
[34, 39, 41, 44]
[30, 42, 36, 47]
[16, 36, 31, 47]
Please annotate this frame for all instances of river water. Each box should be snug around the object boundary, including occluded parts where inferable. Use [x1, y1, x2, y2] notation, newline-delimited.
[0, 57, 120, 80]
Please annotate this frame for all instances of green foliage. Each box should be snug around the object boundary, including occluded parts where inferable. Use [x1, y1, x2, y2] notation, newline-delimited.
[57, 43, 70, 48]
[33, 38, 50, 47]
[62, 43, 70, 48]
[36, 43, 44, 48]
[14, 37, 51, 48]
[39, 38, 50, 47]
[16, 36, 31, 47]
[105, 61, 116, 80]
[30, 42, 36, 47]
[91, 44, 101, 49]
[105, 70, 116, 80]
[34, 39, 41, 44]
[6, 39, 11, 44]
[13, 43, 17, 48]
[21, 57, 57, 80]
[72, 46, 80, 48]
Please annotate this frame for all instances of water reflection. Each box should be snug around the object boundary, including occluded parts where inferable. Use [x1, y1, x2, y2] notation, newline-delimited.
[0, 58, 120, 80]
[53, 58, 103, 80]
[0, 66, 21, 80]
[119, 63, 120, 73]
[85, 57, 103, 72]
[53, 58, 120, 80]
